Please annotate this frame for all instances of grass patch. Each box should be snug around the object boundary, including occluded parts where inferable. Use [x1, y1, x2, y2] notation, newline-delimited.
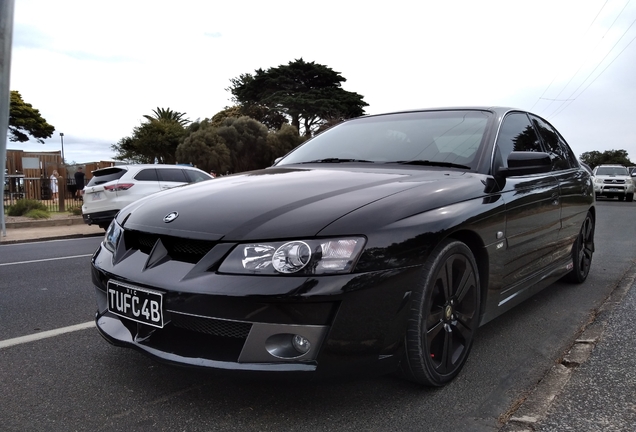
[7, 199, 48, 216]
[24, 209, 51, 219]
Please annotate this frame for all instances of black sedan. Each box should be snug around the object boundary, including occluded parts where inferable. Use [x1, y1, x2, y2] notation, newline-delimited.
[91, 107, 595, 386]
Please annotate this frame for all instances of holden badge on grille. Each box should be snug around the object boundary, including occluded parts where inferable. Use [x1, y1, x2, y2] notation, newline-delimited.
[163, 212, 179, 223]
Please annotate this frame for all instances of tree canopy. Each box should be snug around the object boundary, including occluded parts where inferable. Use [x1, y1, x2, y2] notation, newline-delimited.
[112, 107, 188, 164]
[228, 59, 368, 137]
[176, 117, 304, 174]
[144, 107, 190, 126]
[580, 149, 633, 168]
[8, 90, 55, 144]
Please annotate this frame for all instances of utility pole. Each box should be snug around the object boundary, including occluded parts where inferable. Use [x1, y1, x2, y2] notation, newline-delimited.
[0, 0, 16, 238]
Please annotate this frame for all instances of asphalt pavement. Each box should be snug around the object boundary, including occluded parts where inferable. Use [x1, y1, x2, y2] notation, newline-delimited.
[2, 216, 635, 431]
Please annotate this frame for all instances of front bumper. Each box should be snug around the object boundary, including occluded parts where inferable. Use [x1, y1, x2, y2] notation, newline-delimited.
[594, 181, 634, 196]
[91, 241, 419, 377]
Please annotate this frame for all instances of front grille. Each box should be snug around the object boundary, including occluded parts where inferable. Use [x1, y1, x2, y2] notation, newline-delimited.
[169, 312, 252, 338]
[603, 179, 626, 184]
[124, 230, 216, 263]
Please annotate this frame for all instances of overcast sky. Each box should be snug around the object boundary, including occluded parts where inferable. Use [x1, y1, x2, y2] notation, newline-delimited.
[8, 0, 636, 164]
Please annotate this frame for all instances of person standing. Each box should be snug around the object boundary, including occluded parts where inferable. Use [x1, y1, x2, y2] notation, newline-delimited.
[50, 170, 60, 202]
[74, 167, 86, 200]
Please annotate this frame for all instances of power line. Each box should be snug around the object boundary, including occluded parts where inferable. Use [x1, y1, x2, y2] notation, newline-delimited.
[530, 0, 610, 112]
[551, 26, 636, 119]
[539, 0, 631, 118]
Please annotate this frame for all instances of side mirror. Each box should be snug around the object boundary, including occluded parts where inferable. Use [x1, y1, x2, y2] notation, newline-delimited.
[499, 151, 552, 177]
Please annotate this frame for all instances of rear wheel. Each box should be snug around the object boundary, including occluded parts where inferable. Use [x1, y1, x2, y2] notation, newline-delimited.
[564, 212, 595, 283]
[401, 239, 480, 386]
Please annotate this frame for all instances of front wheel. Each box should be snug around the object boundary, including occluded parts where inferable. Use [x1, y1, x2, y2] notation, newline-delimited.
[401, 239, 481, 386]
[564, 212, 595, 283]
[627, 193, 634, 202]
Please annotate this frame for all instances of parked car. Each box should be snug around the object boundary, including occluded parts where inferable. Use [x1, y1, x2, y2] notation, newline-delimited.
[82, 164, 212, 229]
[592, 164, 634, 201]
[91, 107, 595, 386]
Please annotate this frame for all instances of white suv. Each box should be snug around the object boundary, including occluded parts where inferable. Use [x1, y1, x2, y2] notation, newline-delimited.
[592, 164, 634, 202]
[82, 164, 213, 229]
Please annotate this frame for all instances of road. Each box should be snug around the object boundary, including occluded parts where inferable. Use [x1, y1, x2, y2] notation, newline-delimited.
[0, 200, 634, 432]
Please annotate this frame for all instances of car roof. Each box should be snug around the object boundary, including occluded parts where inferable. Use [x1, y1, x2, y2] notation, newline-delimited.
[361, 106, 522, 118]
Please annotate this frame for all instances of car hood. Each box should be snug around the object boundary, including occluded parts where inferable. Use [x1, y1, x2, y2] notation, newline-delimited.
[118, 166, 485, 241]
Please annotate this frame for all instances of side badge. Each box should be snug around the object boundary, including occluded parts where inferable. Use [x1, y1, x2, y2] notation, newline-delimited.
[163, 212, 179, 223]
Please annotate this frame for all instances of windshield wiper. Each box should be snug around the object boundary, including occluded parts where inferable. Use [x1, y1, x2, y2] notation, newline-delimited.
[390, 160, 471, 170]
[298, 158, 375, 164]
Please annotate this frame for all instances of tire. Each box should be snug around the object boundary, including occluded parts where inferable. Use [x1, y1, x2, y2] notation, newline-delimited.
[564, 212, 595, 283]
[401, 239, 481, 386]
[627, 193, 634, 202]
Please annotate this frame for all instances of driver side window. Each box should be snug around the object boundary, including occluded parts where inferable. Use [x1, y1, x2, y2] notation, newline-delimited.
[494, 113, 543, 169]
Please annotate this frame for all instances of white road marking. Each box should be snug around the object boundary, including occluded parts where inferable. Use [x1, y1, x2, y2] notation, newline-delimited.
[0, 321, 95, 349]
[0, 254, 93, 267]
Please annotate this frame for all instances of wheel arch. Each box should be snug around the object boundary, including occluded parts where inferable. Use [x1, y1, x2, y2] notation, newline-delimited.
[447, 229, 489, 318]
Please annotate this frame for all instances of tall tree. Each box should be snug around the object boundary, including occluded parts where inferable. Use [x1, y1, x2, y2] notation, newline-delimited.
[228, 59, 368, 137]
[8, 90, 55, 143]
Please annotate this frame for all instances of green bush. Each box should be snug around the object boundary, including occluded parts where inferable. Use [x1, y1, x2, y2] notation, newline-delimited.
[24, 209, 51, 219]
[68, 206, 82, 216]
[7, 199, 48, 216]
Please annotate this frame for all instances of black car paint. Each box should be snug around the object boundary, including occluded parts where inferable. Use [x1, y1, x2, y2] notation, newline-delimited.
[90, 107, 594, 379]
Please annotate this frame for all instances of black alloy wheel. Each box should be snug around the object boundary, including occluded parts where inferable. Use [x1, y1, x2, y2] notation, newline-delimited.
[565, 212, 595, 283]
[401, 239, 480, 386]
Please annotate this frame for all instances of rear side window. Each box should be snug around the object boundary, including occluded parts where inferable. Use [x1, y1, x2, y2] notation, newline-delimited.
[185, 169, 212, 183]
[530, 115, 577, 171]
[158, 168, 188, 183]
[86, 168, 127, 186]
[134, 169, 158, 181]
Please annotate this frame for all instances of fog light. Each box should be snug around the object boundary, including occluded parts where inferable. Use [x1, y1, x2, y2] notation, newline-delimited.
[292, 334, 311, 354]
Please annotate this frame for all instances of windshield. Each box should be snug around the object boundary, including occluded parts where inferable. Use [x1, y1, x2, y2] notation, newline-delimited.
[277, 110, 491, 169]
[596, 166, 628, 176]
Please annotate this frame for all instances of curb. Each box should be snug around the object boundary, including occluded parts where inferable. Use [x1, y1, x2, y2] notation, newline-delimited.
[499, 263, 636, 431]
[4, 217, 86, 229]
[0, 231, 105, 245]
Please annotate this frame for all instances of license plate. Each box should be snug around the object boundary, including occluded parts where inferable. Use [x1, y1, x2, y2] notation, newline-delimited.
[91, 192, 102, 201]
[607, 188, 621, 192]
[107, 281, 164, 328]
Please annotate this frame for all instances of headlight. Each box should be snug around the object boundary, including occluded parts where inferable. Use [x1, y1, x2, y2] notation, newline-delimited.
[219, 237, 366, 275]
[594, 178, 603, 184]
[103, 220, 123, 253]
